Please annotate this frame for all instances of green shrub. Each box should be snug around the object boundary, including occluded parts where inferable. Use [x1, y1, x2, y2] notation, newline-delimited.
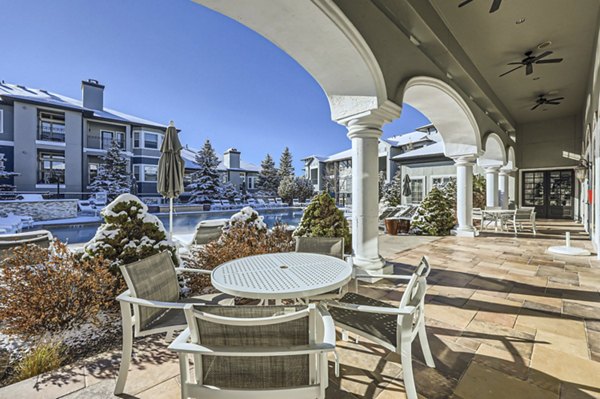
[411, 186, 455, 236]
[15, 342, 65, 381]
[294, 192, 351, 253]
[0, 241, 121, 335]
[83, 193, 178, 270]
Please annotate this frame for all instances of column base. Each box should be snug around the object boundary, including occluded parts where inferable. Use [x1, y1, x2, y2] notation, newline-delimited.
[352, 255, 389, 274]
[451, 227, 479, 237]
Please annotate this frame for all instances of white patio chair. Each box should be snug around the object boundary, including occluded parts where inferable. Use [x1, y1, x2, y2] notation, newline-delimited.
[326, 257, 435, 399]
[295, 237, 351, 301]
[292, 198, 301, 207]
[220, 199, 233, 209]
[247, 198, 258, 206]
[0, 214, 23, 234]
[507, 208, 537, 235]
[114, 251, 234, 395]
[169, 303, 336, 399]
[210, 200, 224, 211]
[473, 208, 495, 231]
[268, 198, 277, 207]
[6, 213, 34, 229]
[275, 197, 285, 206]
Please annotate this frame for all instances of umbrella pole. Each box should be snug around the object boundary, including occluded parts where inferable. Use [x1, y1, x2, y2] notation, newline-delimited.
[169, 197, 173, 241]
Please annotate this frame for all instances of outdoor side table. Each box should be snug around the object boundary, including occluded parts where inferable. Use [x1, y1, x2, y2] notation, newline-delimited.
[211, 252, 353, 301]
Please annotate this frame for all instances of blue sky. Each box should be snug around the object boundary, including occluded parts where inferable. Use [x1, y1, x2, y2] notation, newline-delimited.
[1, 0, 429, 173]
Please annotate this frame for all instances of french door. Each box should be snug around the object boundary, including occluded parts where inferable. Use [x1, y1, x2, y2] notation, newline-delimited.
[522, 169, 573, 219]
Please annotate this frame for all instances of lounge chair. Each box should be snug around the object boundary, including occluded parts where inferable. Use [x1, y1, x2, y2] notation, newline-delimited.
[256, 198, 268, 208]
[0, 214, 23, 234]
[275, 197, 285, 206]
[292, 198, 301, 207]
[378, 206, 399, 221]
[114, 251, 234, 395]
[295, 236, 351, 300]
[247, 198, 258, 207]
[210, 200, 224, 211]
[220, 199, 233, 209]
[326, 257, 435, 399]
[0, 230, 53, 259]
[268, 198, 277, 207]
[5, 213, 34, 229]
[169, 303, 335, 399]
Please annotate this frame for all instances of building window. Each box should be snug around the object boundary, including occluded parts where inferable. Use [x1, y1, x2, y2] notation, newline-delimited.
[432, 176, 452, 188]
[409, 178, 424, 204]
[247, 175, 256, 190]
[38, 151, 65, 184]
[144, 132, 159, 149]
[133, 131, 140, 148]
[89, 163, 99, 183]
[143, 165, 157, 182]
[100, 130, 124, 149]
[38, 111, 66, 142]
[133, 165, 140, 181]
[310, 168, 318, 185]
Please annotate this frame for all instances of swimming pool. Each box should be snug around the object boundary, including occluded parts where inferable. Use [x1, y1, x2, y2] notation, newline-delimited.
[42, 208, 305, 244]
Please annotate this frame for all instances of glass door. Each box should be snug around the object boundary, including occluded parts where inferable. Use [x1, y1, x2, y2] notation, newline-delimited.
[522, 169, 573, 219]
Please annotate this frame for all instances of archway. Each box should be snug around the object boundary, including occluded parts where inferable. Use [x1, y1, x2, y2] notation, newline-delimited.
[479, 132, 507, 207]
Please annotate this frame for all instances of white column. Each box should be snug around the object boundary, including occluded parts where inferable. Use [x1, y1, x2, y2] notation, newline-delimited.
[485, 166, 500, 208]
[498, 170, 510, 209]
[347, 117, 386, 272]
[453, 156, 477, 237]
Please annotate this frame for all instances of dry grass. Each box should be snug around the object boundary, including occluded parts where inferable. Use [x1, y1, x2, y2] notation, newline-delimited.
[15, 342, 65, 381]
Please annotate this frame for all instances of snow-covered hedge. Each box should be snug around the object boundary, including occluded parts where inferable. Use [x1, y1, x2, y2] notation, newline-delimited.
[83, 194, 178, 269]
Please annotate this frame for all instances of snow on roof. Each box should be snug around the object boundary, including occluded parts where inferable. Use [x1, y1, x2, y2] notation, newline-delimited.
[180, 146, 261, 172]
[0, 82, 166, 129]
[301, 155, 328, 162]
[385, 131, 431, 147]
[393, 141, 445, 160]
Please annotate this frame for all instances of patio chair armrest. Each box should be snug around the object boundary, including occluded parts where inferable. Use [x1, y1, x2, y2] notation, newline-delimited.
[168, 341, 336, 356]
[174, 267, 212, 275]
[354, 272, 412, 281]
[116, 291, 188, 309]
[318, 304, 337, 347]
[325, 300, 416, 316]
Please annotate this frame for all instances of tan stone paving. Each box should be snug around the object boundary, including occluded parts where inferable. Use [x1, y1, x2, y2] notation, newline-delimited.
[2, 219, 599, 398]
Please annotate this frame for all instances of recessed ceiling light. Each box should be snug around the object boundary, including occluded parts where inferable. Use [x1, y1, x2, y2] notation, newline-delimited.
[516, 18, 526, 24]
[537, 41, 552, 49]
[533, 77, 540, 80]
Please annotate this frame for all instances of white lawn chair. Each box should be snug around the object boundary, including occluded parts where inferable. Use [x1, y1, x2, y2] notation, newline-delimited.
[0, 214, 23, 234]
[506, 208, 537, 235]
[292, 198, 301, 207]
[220, 199, 233, 209]
[256, 198, 268, 208]
[114, 251, 234, 395]
[178, 218, 228, 258]
[91, 192, 108, 207]
[326, 257, 435, 399]
[210, 200, 224, 211]
[169, 303, 336, 399]
[268, 198, 277, 207]
[247, 198, 258, 207]
[6, 213, 34, 229]
[275, 197, 285, 207]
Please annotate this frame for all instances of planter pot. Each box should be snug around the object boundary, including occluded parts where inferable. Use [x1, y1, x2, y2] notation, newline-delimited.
[385, 218, 400, 235]
[398, 219, 411, 234]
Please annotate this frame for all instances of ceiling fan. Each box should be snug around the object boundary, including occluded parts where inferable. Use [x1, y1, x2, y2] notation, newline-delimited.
[500, 50, 563, 77]
[531, 94, 564, 111]
[458, 0, 502, 13]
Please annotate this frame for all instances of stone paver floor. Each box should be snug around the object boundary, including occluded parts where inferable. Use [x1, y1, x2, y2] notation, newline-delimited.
[2, 219, 599, 398]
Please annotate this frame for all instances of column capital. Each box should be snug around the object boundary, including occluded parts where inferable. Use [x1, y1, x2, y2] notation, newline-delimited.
[452, 155, 477, 166]
[484, 165, 502, 173]
[500, 167, 517, 175]
[340, 100, 401, 139]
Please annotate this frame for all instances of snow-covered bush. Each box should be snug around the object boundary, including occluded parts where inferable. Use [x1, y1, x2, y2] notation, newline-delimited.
[83, 194, 177, 269]
[294, 192, 351, 253]
[383, 170, 403, 206]
[278, 176, 315, 204]
[411, 186, 455, 236]
[219, 181, 240, 201]
[0, 241, 120, 335]
[186, 207, 293, 294]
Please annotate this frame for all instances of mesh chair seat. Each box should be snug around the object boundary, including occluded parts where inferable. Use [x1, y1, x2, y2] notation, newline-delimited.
[142, 294, 234, 333]
[329, 292, 398, 346]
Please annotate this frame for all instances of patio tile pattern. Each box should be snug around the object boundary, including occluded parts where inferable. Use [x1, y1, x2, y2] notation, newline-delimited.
[1, 219, 599, 398]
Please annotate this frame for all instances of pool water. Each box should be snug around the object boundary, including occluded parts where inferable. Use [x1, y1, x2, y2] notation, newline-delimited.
[44, 208, 305, 244]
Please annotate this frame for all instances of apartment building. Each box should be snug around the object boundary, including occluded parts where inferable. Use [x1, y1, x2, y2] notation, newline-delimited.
[0, 79, 166, 197]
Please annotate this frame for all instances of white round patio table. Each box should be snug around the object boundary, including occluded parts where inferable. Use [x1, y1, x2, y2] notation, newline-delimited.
[211, 252, 352, 300]
[482, 209, 515, 231]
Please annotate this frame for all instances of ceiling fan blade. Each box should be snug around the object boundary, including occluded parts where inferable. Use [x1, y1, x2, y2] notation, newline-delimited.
[507, 62, 523, 65]
[531, 51, 553, 62]
[531, 103, 542, 111]
[547, 97, 565, 102]
[458, 0, 474, 7]
[536, 58, 563, 64]
[499, 65, 523, 77]
[546, 101, 561, 105]
[489, 0, 502, 13]
[526, 63, 534, 75]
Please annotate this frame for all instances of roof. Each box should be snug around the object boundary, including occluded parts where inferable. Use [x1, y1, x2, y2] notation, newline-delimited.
[180, 147, 261, 173]
[393, 141, 446, 160]
[385, 131, 431, 147]
[0, 82, 166, 129]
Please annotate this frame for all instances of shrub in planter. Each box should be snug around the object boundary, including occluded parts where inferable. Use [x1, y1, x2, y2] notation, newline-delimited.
[186, 207, 294, 294]
[83, 193, 178, 270]
[0, 241, 121, 335]
[293, 192, 351, 253]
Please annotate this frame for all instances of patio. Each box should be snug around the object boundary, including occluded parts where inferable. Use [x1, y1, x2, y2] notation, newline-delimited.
[1, 219, 598, 399]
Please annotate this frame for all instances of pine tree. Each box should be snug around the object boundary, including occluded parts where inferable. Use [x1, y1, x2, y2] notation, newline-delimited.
[189, 140, 221, 202]
[278, 147, 294, 180]
[383, 170, 403, 206]
[378, 171, 386, 201]
[411, 186, 455, 236]
[219, 181, 240, 201]
[257, 154, 280, 195]
[89, 141, 132, 201]
[0, 154, 18, 196]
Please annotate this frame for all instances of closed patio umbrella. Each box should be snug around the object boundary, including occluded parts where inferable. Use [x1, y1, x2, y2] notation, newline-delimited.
[158, 121, 185, 240]
[402, 174, 412, 197]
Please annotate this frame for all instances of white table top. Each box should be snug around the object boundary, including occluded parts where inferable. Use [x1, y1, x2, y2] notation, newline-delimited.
[211, 252, 353, 300]
[482, 209, 515, 214]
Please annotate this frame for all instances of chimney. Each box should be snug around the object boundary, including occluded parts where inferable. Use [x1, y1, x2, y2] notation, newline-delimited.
[224, 148, 240, 169]
[81, 79, 104, 110]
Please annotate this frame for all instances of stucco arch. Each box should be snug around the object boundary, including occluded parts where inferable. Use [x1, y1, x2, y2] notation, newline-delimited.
[400, 76, 482, 158]
[479, 132, 507, 168]
[505, 145, 517, 170]
[192, 0, 398, 122]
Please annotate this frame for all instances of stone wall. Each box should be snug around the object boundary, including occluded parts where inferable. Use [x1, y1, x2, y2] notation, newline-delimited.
[0, 200, 78, 221]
